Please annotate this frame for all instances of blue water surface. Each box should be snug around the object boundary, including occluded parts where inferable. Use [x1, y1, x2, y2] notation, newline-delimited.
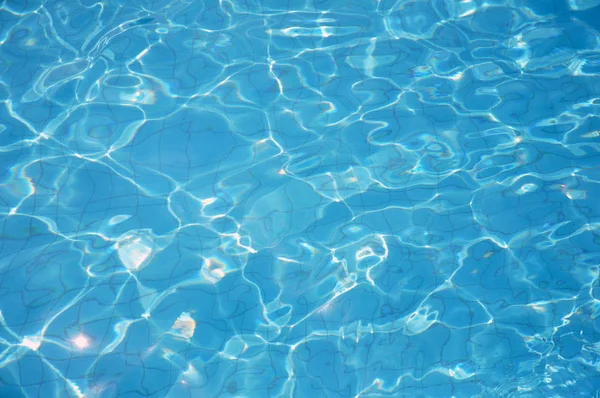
[1, 0, 600, 396]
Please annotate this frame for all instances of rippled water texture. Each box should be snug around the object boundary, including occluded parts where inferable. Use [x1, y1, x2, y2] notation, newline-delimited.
[1, 0, 600, 397]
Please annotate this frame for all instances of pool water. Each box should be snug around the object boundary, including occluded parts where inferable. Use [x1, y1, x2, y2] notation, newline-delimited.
[1, 0, 600, 397]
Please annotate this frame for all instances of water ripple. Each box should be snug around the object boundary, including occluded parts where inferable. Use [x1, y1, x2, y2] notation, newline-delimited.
[1, 0, 600, 397]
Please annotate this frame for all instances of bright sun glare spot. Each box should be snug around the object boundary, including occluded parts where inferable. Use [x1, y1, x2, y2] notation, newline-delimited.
[449, 72, 464, 81]
[73, 334, 90, 349]
[201, 257, 227, 283]
[120, 89, 156, 105]
[22, 336, 41, 351]
[529, 304, 546, 313]
[171, 312, 196, 339]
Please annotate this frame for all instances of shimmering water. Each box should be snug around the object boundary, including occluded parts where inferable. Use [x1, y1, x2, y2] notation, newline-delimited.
[1, 0, 600, 397]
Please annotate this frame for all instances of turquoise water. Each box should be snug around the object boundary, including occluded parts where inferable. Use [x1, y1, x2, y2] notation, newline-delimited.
[1, 0, 600, 396]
